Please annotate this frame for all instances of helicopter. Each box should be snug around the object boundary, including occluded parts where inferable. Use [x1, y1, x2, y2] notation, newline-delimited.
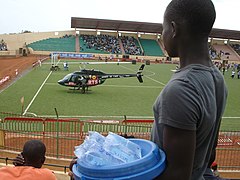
[58, 64, 145, 93]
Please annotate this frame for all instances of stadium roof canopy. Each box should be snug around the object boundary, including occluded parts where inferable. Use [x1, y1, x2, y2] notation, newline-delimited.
[71, 17, 240, 40]
[71, 17, 162, 34]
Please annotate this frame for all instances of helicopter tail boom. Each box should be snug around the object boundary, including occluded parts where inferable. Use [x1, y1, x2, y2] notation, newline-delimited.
[102, 64, 145, 83]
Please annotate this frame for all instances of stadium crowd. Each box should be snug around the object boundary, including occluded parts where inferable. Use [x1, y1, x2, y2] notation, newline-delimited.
[120, 36, 142, 55]
[60, 34, 74, 38]
[209, 45, 217, 59]
[208, 45, 233, 61]
[81, 34, 121, 54]
[231, 43, 240, 55]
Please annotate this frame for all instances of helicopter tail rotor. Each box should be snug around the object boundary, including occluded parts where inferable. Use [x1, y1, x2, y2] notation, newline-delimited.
[137, 64, 145, 83]
[137, 74, 143, 83]
[138, 64, 145, 71]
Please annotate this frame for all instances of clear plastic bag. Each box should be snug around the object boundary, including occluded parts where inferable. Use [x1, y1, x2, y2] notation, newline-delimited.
[74, 131, 142, 166]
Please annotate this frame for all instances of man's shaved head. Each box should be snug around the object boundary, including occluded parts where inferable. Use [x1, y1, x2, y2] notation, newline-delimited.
[165, 0, 216, 37]
[22, 140, 46, 168]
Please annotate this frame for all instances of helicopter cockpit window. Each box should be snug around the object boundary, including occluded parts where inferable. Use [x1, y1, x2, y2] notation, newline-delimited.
[62, 74, 72, 81]
[70, 75, 79, 83]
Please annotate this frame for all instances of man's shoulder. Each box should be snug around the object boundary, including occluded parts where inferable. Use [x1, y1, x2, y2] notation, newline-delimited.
[0, 166, 11, 171]
[0, 166, 24, 172]
[38, 167, 54, 173]
[0, 166, 56, 180]
[174, 64, 224, 87]
[24, 167, 56, 180]
[33, 168, 56, 178]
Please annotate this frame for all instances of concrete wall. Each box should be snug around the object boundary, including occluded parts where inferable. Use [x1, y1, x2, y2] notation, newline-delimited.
[79, 30, 98, 36]
[211, 38, 227, 45]
[79, 30, 118, 37]
[139, 33, 157, 40]
[100, 31, 118, 37]
[120, 32, 138, 38]
[0, 30, 75, 51]
[0, 50, 19, 56]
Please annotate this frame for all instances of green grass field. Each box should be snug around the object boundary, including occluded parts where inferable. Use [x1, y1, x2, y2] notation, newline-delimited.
[0, 59, 239, 131]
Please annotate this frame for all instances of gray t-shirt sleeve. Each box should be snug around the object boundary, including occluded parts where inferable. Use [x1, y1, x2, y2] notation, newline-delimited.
[157, 79, 202, 131]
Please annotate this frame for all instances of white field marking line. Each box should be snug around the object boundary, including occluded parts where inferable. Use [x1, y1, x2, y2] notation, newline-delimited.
[43, 61, 131, 65]
[37, 115, 240, 119]
[23, 60, 61, 115]
[144, 70, 156, 77]
[0, 66, 35, 94]
[45, 82, 162, 89]
[24, 112, 38, 117]
[38, 115, 155, 118]
[222, 117, 240, 119]
[100, 85, 162, 89]
[144, 75, 166, 86]
[23, 72, 53, 115]
[120, 65, 166, 86]
[30, 114, 240, 121]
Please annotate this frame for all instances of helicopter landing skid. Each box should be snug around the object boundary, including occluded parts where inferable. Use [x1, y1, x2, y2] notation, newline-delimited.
[68, 87, 89, 93]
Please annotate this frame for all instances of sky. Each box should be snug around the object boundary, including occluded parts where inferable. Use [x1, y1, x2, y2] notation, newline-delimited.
[0, 0, 239, 34]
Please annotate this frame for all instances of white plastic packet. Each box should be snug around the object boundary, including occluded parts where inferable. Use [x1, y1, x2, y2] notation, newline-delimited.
[74, 131, 142, 166]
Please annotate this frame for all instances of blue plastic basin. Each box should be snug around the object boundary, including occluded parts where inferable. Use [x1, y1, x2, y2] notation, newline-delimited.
[73, 139, 166, 180]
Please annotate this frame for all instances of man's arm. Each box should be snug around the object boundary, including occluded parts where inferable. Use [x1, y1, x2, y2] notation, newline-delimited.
[68, 157, 77, 180]
[156, 125, 196, 180]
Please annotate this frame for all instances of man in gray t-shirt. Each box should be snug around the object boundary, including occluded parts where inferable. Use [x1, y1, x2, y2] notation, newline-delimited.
[152, 65, 227, 179]
[151, 0, 228, 180]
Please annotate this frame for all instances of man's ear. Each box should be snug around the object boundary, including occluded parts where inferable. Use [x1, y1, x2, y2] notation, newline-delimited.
[41, 156, 46, 164]
[171, 21, 178, 38]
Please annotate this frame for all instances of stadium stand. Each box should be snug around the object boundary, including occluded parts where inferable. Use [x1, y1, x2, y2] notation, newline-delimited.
[139, 38, 164, 56]
[27, 36, 75, 52]
[79, 34, 121, 54]
[231, 43, 240, 56]
[212, 44, 240, 61]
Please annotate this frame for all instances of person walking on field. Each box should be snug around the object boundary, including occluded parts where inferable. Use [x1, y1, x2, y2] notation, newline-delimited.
[231, 70, 235, 79]
[151, 0, 228, 179]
